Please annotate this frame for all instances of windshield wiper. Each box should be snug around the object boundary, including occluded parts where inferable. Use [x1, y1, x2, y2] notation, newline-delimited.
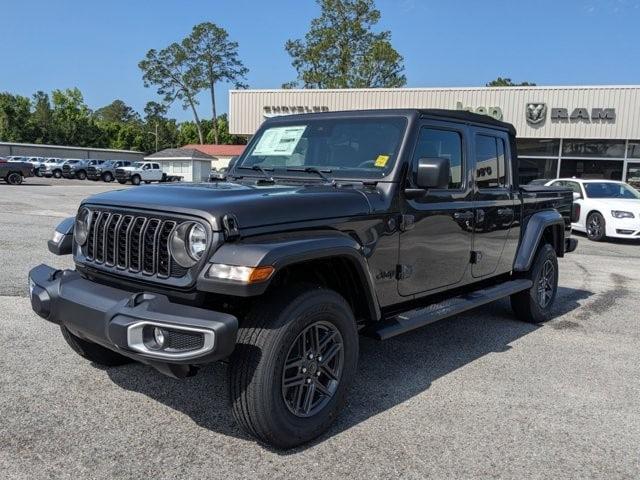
[286, 167, 334, 184]
[237, 165, 275, 183]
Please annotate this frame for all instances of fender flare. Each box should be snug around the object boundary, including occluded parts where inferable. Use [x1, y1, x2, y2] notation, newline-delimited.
[197, 232, 381, 320]
[513, 210, 565, 272]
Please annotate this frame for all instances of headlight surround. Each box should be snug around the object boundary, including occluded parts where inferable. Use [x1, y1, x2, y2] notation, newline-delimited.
[74, 207, 91, 245]
[169, 221, 209, 268]
[611, 210, 635, 219]
[187, 223, 207, 260]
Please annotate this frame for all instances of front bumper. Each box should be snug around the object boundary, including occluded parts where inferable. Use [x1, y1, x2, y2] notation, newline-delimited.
[606, 217, 640, 239]
[28, 264, 238, 369]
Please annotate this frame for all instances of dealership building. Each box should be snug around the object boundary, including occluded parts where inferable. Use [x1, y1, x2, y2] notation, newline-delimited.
[229, 85, 640, 187]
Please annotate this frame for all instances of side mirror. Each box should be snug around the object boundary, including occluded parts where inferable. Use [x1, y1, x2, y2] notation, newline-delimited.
[416, 157, 450, 189]
[572, 192, 581, 200]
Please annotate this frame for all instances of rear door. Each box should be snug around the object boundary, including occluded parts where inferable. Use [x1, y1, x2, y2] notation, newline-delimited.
[398, 120, 475, 296]
[471, 129, 516, 278]
[152, 163, 163, 180]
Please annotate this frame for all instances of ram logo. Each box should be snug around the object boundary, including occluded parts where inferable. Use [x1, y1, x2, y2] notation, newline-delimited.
[526, 103, 547, 125]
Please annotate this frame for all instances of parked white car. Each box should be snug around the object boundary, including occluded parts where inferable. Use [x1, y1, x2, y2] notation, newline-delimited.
[546, 178, 640, 241]
[114, 161, 164, 185]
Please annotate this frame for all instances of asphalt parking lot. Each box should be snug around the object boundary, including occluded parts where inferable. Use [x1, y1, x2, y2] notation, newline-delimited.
[1, 178, 639, 479]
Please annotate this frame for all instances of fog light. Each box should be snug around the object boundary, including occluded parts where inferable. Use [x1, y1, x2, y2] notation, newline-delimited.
[152, 327, 166, 349]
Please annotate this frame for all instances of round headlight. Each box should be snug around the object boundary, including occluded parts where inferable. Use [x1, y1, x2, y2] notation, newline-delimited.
[187, 223, 207, 260]
[74, 208, 90, 246]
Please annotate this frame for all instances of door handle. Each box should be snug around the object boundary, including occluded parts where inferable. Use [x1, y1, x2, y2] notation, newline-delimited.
[453, 211, 474, 220]
[497, 208, 514, 217]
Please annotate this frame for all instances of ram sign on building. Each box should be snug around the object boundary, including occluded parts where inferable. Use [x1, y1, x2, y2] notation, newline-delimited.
[229, 85, 640, 187]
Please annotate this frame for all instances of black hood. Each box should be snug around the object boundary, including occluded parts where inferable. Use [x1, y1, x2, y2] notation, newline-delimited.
[83, 181, 374, 230]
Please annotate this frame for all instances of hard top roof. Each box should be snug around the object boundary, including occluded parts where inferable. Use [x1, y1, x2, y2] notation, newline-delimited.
[263, 108, 516, 135]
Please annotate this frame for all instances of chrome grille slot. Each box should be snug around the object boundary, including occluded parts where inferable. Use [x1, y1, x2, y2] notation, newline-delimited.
[142, 219, 161, 275]
[157, 221, 176, 278]
[129, 217, 147, 272]
[94, 212, 110, 263]
[105, 214, 121, 266]
[79, 207, 208, 281]
[116, 215, 133, 268]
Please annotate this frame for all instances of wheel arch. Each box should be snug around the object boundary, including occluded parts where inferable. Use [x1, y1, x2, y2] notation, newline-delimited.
[197, 233, 381, 322]
[513, 210, 565, 272]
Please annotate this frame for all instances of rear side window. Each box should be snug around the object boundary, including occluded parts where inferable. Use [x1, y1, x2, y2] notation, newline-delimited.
[413, 127, 463, 189]
[476, 135, 508, 188]
[152, 163, 160, 169]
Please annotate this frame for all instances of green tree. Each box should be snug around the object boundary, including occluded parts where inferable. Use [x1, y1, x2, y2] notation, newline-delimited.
[50, 88, 102, 146]
[95, 99, 140, 123]
[143, 101, 180, 152]
[486, 77, 536, 87]
[139, 44, 205, 144]
[29, 91, 53, 143]
[206, 113, 246, 145]
[285, 0, 406, 88]
[0, 93, 32, 142]
[183, 22, 248, 144]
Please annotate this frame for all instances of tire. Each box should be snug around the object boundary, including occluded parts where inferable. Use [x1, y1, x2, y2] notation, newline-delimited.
[117, 179, 127, 185]
[131, 175, 141, 185]
[60, 326, 131, 367]
[102, 172, 113, 182]
[586, 212, 606, 241]
[229, 287, 359, 449]
[511, 243, 559, 323]
[76, 170, 87, 180]
[35, 168, 43, 177]
[6, 172, 23, 185]
[144, 180, 151, 184]
[53, 170, 62, 179]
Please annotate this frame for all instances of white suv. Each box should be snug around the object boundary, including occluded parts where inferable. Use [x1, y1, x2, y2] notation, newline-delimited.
[115, 161, 164, 185]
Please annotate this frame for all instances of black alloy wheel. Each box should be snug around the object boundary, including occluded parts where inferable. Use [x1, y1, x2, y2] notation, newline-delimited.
[6, 172, 23, 185]
[536, 259, 556, 308]
[586, 212, 605, 241]
[281, 320, 344, 418]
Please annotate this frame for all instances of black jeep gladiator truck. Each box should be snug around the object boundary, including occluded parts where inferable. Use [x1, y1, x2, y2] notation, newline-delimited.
[29, 109, 576, 448]
[1, 159, 34, 185]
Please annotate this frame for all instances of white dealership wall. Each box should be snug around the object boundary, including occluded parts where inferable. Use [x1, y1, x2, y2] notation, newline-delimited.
[229, 85, 640, 139]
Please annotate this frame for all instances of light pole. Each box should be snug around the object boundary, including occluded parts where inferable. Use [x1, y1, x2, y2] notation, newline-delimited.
[147, 122, 159, 152]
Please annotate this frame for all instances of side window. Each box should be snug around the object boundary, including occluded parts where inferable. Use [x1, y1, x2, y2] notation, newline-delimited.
[152, 163, 160, 169]
[124, 161, 130, 167]
[142, 163, 149, 170]
[413, 127, 463, 189]
[476, 135, 508, 188]
[566, 181, 583, 198]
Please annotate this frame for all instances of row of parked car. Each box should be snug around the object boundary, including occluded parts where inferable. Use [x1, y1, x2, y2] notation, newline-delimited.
[3, 156, 183, 185]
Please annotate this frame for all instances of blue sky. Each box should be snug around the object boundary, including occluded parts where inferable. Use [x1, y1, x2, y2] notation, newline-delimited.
[1, 0, 639, 121]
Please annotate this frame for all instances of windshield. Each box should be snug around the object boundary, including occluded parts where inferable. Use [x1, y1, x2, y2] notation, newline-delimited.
[235, 117, 407, 179]
[102, 160, 114, 166]
[584, 182, 640, 199]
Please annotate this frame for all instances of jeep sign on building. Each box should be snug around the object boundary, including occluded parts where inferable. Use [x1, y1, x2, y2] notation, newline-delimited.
[229, 85, 640, 186]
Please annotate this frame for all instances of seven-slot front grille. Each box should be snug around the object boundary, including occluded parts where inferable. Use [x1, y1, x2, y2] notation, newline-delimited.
[83, 209, 185, 279]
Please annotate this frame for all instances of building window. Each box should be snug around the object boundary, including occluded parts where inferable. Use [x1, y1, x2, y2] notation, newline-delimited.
[518, 158, 558, 185]
[627, 141, 640, 159]
[559, 159, 623, 180]
[517, 138, 560, 157]
[562, 139, 625, 158]
[626, 162, 640, 189]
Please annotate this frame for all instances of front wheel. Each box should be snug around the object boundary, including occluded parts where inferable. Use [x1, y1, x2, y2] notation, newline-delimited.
[229, 287, 359, 449]
[586, 212, 606, 241]
[102, 172, 113, 182]
[6, 172, 23, 185]
[511, 243, 558, 323]
[60, 326, 131, 366]
[117, 179, 127, 184]
[131, 175, 141, 185]
[76, 170, 87, 180]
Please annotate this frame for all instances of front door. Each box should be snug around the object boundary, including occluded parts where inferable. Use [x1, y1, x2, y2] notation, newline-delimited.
[398, 122, 475, 296]
[471, 130, 516, 278]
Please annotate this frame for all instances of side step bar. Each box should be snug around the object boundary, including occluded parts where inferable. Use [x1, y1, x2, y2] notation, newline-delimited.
[365, 279, 533, 340]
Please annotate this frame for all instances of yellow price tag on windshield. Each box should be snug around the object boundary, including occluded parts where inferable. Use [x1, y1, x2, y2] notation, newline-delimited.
[374, 155, 390, 167]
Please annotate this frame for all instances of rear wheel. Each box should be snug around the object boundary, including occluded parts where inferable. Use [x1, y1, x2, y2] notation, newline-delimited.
[117, 179, 127, 185]
[131, 175, 141, 185]
[6, 172, 23, 185]
[60, 326, 131, 366]
[229, 287, 359, 448]
[586, 212, 606, 241]
[76, 170, 87, 180]
[144, 180, 151, 184]
[511, 243, 558, 323]
[102, 172, 113, 182]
